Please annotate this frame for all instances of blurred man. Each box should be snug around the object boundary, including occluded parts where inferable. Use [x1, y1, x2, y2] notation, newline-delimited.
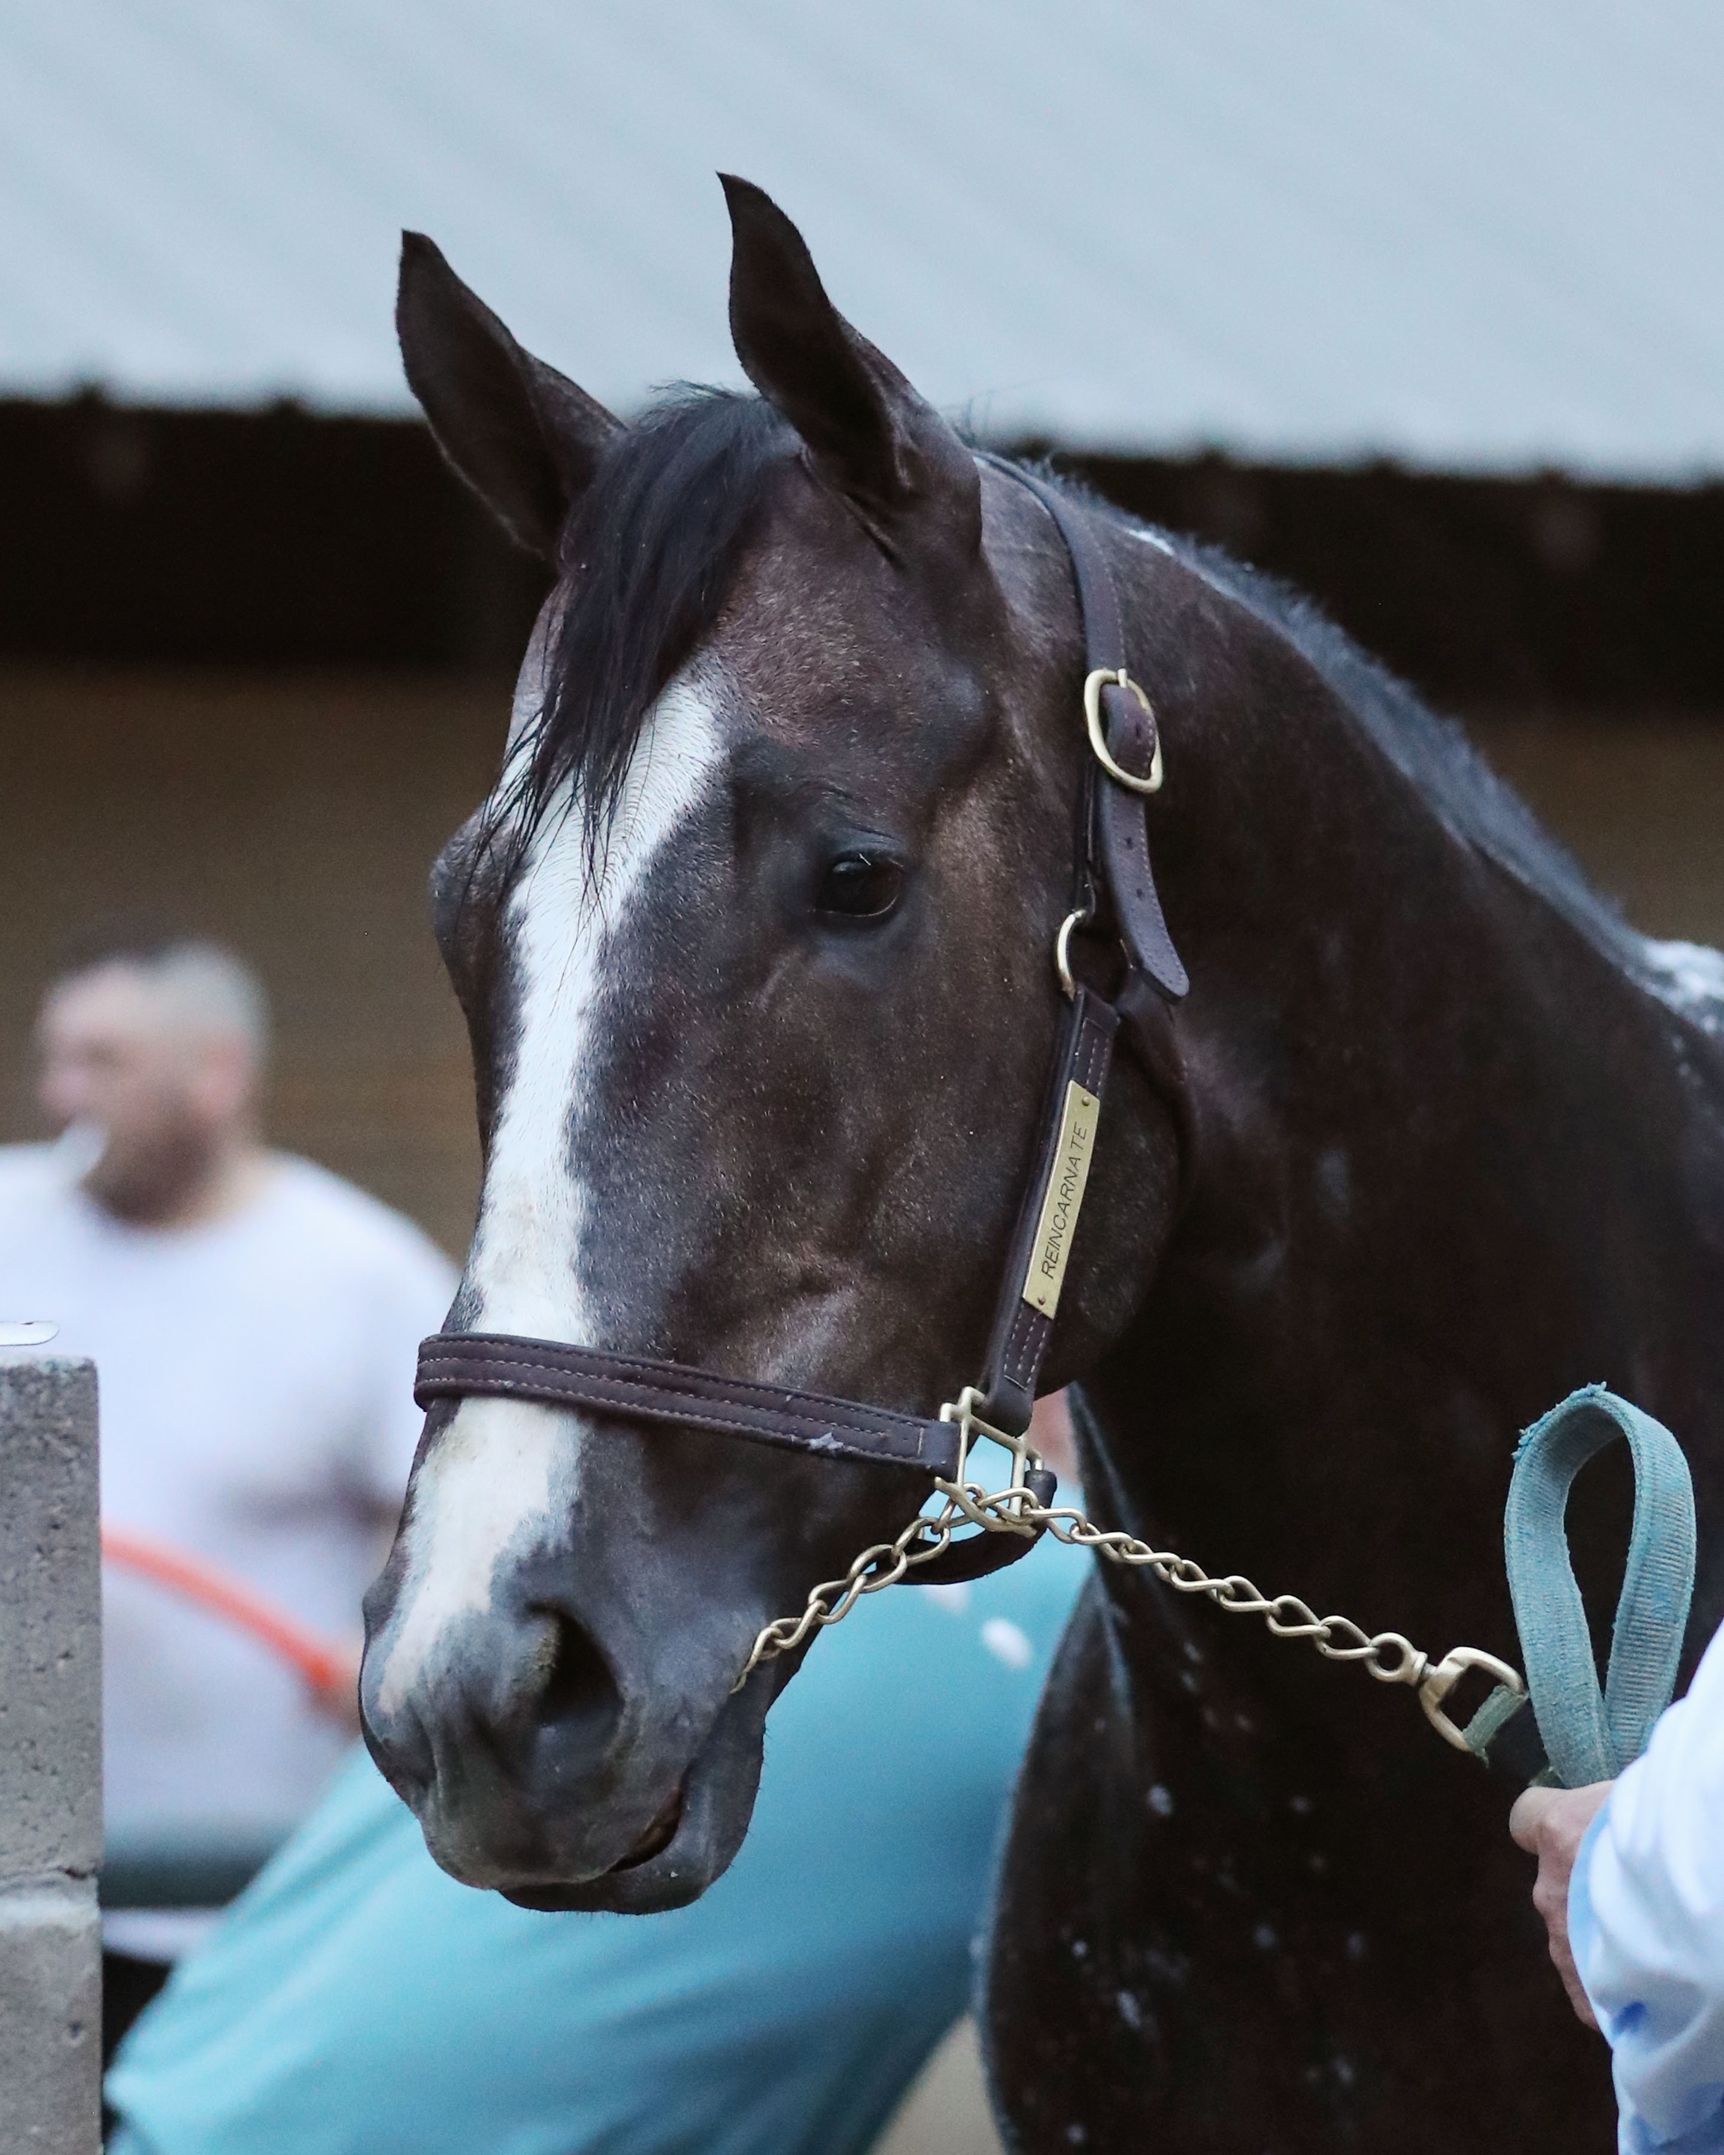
[0, 929, 455, 2054]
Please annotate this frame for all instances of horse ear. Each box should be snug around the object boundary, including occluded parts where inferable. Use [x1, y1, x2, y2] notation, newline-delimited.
[719, 177, 979, 548]
[396, 232, 621, 560]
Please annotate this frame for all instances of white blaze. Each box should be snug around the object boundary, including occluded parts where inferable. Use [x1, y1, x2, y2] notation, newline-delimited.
[374, 671, 726, 1709]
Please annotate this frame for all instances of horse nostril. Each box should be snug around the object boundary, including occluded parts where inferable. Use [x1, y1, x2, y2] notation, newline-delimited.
[534, 1608, 621, 1746]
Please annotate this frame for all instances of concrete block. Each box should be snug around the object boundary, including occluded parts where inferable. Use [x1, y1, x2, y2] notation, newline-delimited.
[0, 1355, 101, 2155]
[0, 1884, 100, 2150]
[0, 1357, 101, 1878]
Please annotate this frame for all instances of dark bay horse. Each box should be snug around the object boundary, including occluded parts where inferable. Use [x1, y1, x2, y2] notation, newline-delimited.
[359, 178, 1724, 2151]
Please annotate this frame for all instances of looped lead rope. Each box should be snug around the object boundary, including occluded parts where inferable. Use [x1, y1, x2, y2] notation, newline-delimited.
[1482, 1385, 1696, 1787]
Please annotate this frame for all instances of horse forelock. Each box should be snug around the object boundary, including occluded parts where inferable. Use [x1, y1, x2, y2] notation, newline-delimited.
[522, 390, 792, 849]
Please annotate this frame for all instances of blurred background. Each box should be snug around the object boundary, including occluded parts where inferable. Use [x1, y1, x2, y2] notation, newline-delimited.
[4, 0, 1724, 1255]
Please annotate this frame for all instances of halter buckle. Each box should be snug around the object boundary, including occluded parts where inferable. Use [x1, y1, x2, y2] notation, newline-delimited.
[1084, 668, 1164, 794]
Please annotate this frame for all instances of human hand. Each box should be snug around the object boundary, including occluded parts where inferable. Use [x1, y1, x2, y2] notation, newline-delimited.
[1509, 1780, 1615, 2029]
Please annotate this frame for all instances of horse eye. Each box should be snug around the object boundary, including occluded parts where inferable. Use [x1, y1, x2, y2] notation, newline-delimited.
[815, 852, 905, 921]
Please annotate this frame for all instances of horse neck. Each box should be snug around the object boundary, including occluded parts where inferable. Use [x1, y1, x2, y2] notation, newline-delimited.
[1093, 530, 1724, 1581]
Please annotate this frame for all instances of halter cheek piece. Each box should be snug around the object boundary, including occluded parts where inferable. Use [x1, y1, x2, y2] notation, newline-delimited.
[414, 467, 1186, 1591]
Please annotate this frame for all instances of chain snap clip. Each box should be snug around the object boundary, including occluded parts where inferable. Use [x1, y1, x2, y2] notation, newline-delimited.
[1417, 1645, 1528, 1753]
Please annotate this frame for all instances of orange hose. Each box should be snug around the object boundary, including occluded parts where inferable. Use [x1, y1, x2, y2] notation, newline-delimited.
[101, 1526, 353, 1695]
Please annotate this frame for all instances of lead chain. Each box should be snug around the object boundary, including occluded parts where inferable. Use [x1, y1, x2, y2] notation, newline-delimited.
[734, 1423, 1525, 1757]
[737, 1478, 1423, 1687]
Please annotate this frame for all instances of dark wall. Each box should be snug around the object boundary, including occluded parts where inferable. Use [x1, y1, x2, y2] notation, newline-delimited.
[1065, 450, 1724, 710]
[4, 396, 1722, 706]
[0, 396, 548, 671]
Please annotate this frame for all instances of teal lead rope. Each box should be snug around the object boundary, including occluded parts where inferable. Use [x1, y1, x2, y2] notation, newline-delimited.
[1466, 1385, 1697, 1788]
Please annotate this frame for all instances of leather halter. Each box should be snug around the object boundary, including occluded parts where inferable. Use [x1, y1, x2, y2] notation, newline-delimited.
[415, 467, 1188, 1587]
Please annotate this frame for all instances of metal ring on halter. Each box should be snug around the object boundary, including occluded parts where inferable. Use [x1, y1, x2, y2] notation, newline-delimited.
[937, 1384, 1039, 1531]
[1054, 909, 1089, 1000]
[1083, 668, 1164, 794]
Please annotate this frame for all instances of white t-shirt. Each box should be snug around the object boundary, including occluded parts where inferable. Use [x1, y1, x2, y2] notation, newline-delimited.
[0, 1148, 455, 1957]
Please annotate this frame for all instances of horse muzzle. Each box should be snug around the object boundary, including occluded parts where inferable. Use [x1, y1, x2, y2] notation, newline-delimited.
[358, 1510, 782, 1911]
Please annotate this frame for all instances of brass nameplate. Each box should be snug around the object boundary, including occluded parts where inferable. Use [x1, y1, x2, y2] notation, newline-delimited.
[1021, 1081, 1101, 1316]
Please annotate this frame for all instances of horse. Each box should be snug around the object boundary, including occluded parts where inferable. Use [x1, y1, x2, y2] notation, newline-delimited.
[358, 178, 1724, 2151]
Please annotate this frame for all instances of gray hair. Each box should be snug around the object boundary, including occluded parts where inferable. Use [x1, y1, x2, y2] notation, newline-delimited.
[54, 933, 270, 1064]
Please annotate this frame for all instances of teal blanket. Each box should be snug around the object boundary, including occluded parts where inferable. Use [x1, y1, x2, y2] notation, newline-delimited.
[109, 1540, 1086, 2155]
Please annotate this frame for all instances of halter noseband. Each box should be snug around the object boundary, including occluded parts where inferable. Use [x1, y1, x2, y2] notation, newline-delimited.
[414, 466, 1187, 1589]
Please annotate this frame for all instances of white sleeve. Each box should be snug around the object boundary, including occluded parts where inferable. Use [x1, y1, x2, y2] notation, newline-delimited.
[1569, 1618, 1724, 2155]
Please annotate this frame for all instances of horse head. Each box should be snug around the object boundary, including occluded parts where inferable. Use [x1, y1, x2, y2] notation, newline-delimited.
[359, 179, 1180, 1910]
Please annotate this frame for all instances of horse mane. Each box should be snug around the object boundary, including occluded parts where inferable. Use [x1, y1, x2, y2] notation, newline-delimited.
[1142, 519, 1724, 1035]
